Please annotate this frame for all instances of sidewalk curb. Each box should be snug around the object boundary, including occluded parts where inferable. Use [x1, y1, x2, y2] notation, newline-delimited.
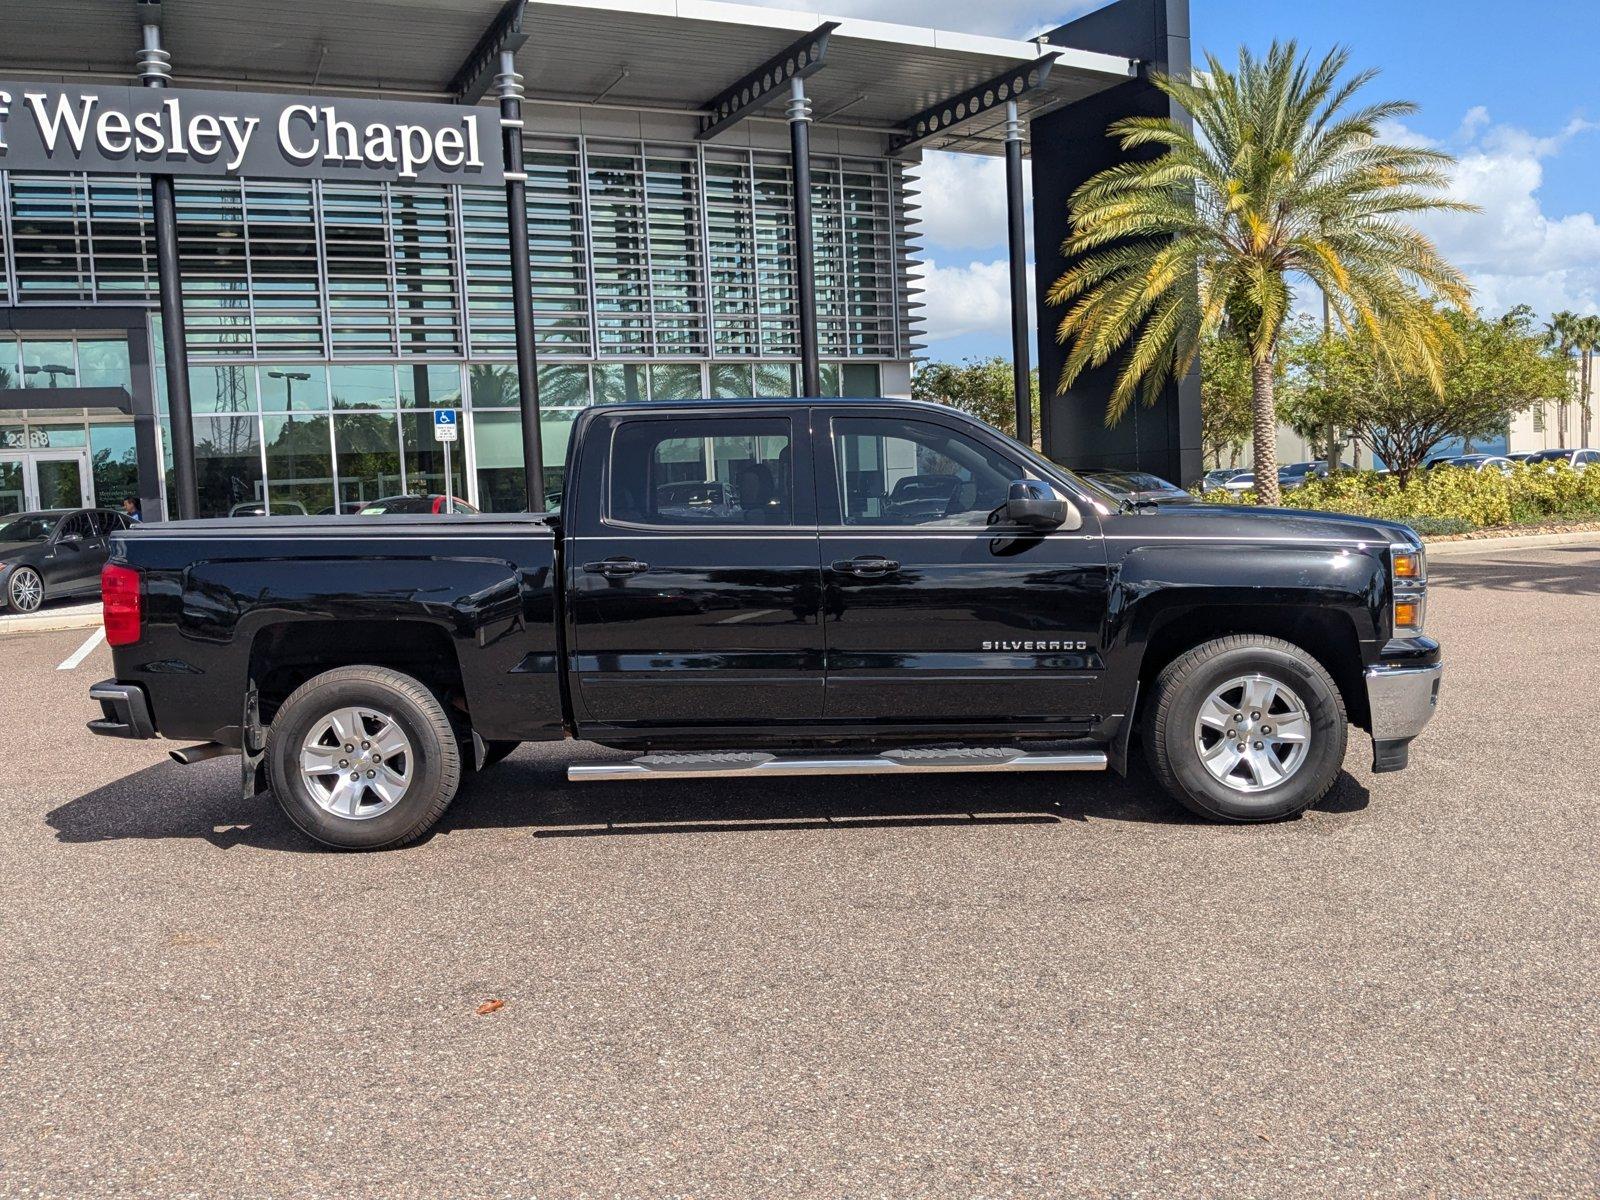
[0, 607, 103, 636]
[1425, 530, 1600, 558]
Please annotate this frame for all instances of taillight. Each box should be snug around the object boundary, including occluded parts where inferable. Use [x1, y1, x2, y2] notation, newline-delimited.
[102, 564, 143, 646]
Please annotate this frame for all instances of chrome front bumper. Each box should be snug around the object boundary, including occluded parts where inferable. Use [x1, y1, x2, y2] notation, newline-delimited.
[1364, 663, 1442, 771]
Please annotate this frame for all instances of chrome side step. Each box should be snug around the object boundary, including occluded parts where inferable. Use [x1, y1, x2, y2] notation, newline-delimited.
[568, 746, 1108, 782]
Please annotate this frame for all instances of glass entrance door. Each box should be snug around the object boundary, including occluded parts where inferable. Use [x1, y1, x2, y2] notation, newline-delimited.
[32, 452, 91, 509]
[0, 457, 24, 516]
[0, 452, 93, 511]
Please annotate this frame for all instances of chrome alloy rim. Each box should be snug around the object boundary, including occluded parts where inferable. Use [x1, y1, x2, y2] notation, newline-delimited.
[299, 707, 414, 820]
[8, 569, 43, 613]
[1193, 674, 1312, 794]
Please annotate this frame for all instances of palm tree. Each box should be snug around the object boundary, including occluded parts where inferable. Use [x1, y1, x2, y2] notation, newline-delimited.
[1048, 42, 1474, 504]
[1573, 314, 1600, 447]
[1543, 311, 1578, 447]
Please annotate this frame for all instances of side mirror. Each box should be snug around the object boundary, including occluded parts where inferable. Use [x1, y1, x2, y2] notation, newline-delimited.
[59, 531, 83, 545]
[1005, 480, 1076, 530]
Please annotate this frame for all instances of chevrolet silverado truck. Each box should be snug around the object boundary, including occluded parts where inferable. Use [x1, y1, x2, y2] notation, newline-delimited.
[87, 398, 1442, 849]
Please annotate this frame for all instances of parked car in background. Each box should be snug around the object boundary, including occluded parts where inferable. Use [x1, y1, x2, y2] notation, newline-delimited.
[1520, 448, 1599, 471]
[1428, 454, 1514, 474]
[0, 508, 129, 612]
[1218, 462, 1328, 496]
[1277, 461, 1328, 489]
[229, 500, 311, 518]
[1201, 467, 1247, 491]
[1080, 469, 1195, 505]
[358, 494, 479, 516]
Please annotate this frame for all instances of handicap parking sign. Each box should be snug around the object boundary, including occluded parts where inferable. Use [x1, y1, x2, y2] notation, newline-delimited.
[433, 409, 459, 442]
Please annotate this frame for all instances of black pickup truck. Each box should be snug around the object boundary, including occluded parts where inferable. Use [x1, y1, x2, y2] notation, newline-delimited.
[88, 398, 1442, 849]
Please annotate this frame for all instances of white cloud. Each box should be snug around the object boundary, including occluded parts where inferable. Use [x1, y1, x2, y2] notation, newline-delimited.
[1401, 112, 1600, 320]
[905, 151, 1031, 252]
[912, 256, 1035, 344]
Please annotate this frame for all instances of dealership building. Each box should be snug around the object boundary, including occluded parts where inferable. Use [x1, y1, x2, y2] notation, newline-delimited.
[0, 0, 1197, 520]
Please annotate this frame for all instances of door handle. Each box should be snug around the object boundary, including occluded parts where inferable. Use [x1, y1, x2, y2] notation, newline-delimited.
[832, 555, 900, 578]
[583, 557, 650, 578]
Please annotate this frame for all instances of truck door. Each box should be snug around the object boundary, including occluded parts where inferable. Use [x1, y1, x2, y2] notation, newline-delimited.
[817, 410, 1111, 731]
[566, 408, 824, 729]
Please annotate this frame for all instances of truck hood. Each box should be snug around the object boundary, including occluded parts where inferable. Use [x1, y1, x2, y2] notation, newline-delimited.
[1116, 499, 1421, 547]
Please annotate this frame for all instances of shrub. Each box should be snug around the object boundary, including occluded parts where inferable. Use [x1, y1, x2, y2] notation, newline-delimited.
[1199, 461, 1600, 533]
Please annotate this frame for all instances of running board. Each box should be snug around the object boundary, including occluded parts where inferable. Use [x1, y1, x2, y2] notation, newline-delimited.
[568, 746, 1108, 782]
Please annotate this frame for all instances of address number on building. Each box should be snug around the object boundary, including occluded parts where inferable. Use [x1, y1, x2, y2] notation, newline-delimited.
[433, 410, 458, 443]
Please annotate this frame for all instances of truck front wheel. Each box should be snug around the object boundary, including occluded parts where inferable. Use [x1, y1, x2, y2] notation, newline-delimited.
[1143, 635, 1348, 822]
[265, 666, 462, 850]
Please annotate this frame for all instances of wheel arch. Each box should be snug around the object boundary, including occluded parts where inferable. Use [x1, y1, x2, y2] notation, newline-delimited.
[247, 619, 469, 730]
[1136, 604, 1371, 733]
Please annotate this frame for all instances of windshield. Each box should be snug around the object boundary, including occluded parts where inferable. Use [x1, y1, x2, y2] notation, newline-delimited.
[0, 514, 60, 542]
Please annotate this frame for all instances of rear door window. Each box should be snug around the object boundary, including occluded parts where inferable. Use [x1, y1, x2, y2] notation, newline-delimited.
[608, 417, 795, 527]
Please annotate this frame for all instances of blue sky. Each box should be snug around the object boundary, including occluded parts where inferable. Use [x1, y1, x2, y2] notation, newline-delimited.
[755, 0, 1600, 363]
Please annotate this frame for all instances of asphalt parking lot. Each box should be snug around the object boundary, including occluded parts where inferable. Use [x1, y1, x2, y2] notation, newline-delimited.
[2, 545, 1597, 1198]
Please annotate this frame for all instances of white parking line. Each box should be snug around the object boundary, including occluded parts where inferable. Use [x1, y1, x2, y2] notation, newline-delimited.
[57, 627, 106, 671]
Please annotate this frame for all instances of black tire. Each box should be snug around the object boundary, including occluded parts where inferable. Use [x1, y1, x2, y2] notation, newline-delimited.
[1143, 635, 1348, 823]
[6, 567, 45, 613]
[478, 739, 521, 770]
[265, 665, 461, 850]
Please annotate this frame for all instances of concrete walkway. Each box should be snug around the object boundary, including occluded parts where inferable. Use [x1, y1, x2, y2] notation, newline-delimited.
[0, 600, 101, 636]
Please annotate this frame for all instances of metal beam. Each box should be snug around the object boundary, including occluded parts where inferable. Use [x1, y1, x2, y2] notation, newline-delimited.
[450, 0, 529, 104]
[1003, 100, 1032, 447]
[788, 78, 820, 397]
[138, 15, 198, 521]
[496, 52, 547, 511]
[695, 23, 837, 142]
[888, 54, 1058, 156]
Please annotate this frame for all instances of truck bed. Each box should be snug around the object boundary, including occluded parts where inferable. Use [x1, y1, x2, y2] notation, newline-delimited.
[106, 513, 563, 746]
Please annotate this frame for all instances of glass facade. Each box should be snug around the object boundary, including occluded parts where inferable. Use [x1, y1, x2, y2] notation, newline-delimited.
[0, 132, 915, 517]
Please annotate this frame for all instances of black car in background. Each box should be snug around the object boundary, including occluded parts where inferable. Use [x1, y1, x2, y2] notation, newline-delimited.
[1080, 469, 1196, 505]
[0, 508, 130, 613]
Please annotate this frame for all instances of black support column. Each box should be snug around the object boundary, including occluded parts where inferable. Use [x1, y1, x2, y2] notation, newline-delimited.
[1004, 100, 1033, 448]
[1032, 0, 1202, 485]
[787, 78, 821, 398]
[498, 51, 546, 511]
[139, 21, 198, 520]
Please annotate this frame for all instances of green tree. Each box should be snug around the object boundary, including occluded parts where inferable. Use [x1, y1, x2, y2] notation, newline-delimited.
[1198, 330, 1256, 467]
[1047, 42, 1474, 504]
[1543, 310, 1579, 446]
[911, 357, 1041, 446]
[1327, 307, 1567, 483]
[1279, 314, 1361, 462]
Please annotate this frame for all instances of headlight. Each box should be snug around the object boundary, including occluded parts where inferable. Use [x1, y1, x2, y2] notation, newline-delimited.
[1390, 543, 1427, 637]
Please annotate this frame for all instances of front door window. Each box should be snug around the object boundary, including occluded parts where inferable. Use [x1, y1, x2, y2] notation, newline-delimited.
[833, 416, 1018, 527]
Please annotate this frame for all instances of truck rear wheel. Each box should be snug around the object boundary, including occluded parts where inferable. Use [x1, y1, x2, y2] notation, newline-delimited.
[1143, 635, 1347, 822]
[265, 665, 461, 850]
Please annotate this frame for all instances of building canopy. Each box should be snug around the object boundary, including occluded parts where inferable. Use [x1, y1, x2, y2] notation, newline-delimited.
[2, 0, 1135, 156]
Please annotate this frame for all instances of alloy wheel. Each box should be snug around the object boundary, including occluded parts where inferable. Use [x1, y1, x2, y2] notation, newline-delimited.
[1192, 674, 1312, 793]
[8, 569, 43, 613]
[298, 706, 414, 820]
